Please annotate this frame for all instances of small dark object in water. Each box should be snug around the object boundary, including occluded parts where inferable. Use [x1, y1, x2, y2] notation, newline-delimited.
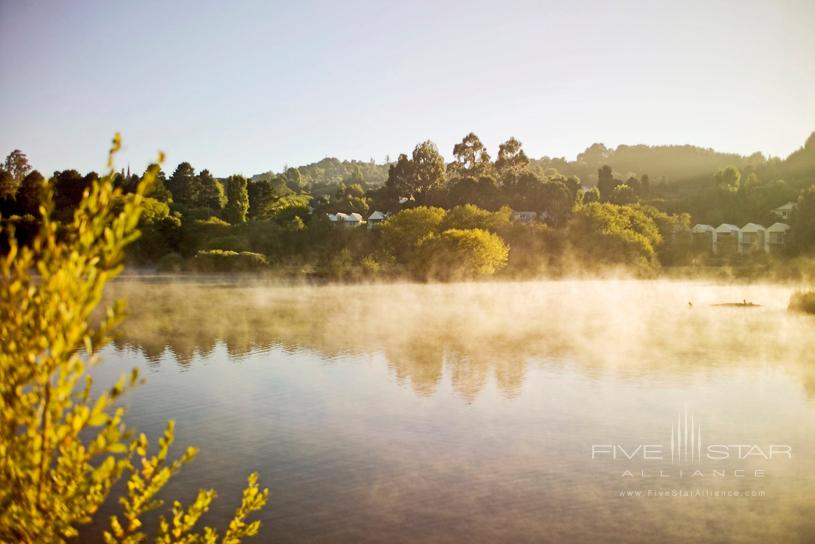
[712, 301, 761, 308]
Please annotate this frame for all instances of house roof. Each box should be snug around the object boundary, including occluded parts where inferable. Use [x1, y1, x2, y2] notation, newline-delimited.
[692, 224, 714, 233]
[327, 212, 365, 223]
[773, 202, 797, 212]
[327, 212, 363, 222]
[368, 211, 387, 220]
[740, 223, 765, 233]
[767, 222, 790, 232]
[715, 223, 740, 233]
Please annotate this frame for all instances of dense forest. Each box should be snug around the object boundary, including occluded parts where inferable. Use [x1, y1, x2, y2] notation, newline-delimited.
[1, 132, 814, 281]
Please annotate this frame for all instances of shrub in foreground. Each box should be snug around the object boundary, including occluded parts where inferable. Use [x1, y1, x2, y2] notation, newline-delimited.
[0, 135, 268, 542]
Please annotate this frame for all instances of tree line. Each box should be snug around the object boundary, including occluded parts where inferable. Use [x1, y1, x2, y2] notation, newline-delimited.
[1, 131, 814, 280]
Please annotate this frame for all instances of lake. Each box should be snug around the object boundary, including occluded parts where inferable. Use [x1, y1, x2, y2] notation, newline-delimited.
[85, 279, 815, 543]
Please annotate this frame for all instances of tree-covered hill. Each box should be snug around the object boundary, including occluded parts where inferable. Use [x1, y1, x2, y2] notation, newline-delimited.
[252, 157, 390, 195]
[259, 135, 813, 194]
[532, 143, 766, 187]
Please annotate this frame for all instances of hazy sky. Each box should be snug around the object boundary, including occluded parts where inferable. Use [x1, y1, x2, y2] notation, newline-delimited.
[1, 0, 813, 176]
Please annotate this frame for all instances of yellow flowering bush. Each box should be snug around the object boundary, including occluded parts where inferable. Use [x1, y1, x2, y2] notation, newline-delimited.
[0, 135, 268, 543]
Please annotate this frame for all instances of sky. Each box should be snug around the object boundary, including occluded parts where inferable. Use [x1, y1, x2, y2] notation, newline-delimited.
[1, 0, 814, 177]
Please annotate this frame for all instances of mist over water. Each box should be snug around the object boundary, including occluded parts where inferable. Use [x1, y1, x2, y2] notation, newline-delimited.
[87, 279, 815, 543]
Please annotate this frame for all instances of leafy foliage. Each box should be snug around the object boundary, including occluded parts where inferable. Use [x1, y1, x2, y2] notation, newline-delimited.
[568, 202, 663, 273]
[440, 204, 510, 233]
[418, 228, 509, 280]
[380, 206, 446, 264]
[0, 135, 268, 543]
[224, 176, 250, 224]
[385, 141, 446, 203]
[790, 185, 815, 254]
[3, 130, 812, 280]
[3, 149, 32, 183]
[449, 133, 492, 178]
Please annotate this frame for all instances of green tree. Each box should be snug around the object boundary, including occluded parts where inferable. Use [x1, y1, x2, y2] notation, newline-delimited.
[284, 167, 304, 193]
[562, 175, 581, 202]
[128, 196, 182, 264]
[196, 169, 226, 210]
[790, 185, 815, 253]
[167, 162, 198, 207]
[581, 186, 600, 204]
[53, 169, 90, 216]
[344, 165, 365, 186]
[495, 137, 529, 182]
[597, 165, 620, 201]
[411, 141, 446, 202]
[569, 202, 662, 273]
[576, 143, 610, 166]
[224, 175, 250, 224]
[536, 180, 574, 226]
[385, 153, 415, 201]
[440, 204, 510, 232]
[0, 169, 17, 201]
[0, 135, 268, 543]
[714, 166, 741, 193]
[16, 171, 47, 216]
[332, 183, 370, 215]
[449, 132, 492, 178]
[385, 141, 446, 203]
[380, 206, 446, 264]
[448, 177, 480, 208]
[247, 178, 275, 219]
[419, 228, 509, 280]
[367, 184, 400, 213]
[3, 149, 31, 183]
[146, 168, 172, 202]
[610, 183, 638, 205]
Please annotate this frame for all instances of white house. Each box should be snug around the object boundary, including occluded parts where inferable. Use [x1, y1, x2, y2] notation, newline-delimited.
[766, 222, 790, 250]
[692, 222, 792, 253]
[714, 223, 741, 253]
[326, 212, 365, 227]
[772, 202, 797, 220]
[367, 210, 388, 230]
[739, 223, 766, 253]
[344, 212, 364, 227]
[692, 224, 715, 249]
[511, 211, 538, 223]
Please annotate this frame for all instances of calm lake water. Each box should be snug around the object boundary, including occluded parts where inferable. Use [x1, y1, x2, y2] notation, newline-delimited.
[85, 279, 815, 543]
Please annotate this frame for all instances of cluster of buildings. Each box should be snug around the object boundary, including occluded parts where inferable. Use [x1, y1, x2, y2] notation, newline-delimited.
[325, 202, 800, 252]
[690, 202, 797, 254]
[326, 210, 546, 230]
[326, 211, 388, 230]
[691, 222, 790, 253]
